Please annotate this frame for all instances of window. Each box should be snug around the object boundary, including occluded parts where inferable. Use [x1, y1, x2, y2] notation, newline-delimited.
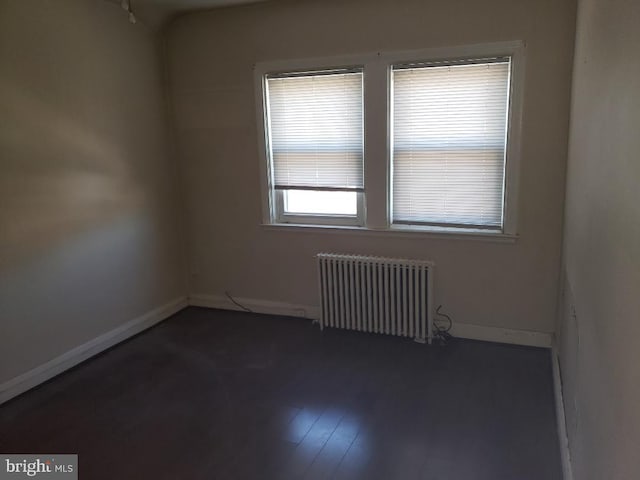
[256, 43, 523, 238]
[264, 69, 364, 225]
[391, 58, 511, 230]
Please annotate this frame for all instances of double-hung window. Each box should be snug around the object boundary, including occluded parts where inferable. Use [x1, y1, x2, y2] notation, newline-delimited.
[256, 42, 522, 238]
[264, 68, 364, 226]
[391, 58, 511, 230]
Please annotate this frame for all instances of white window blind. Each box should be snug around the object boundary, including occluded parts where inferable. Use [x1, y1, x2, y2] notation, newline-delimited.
[266, 70, 364, 192]
[392, 59, 511, 229]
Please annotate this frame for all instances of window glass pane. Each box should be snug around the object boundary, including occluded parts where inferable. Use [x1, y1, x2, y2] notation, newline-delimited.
[392, 60, 511, 229]
[284, 190, 357, 216]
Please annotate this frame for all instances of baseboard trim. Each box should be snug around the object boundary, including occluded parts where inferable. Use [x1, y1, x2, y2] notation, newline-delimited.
[551, 346, 574, 480]
[449, 322, 552, 348]
[0, 296, 188, 405]
[188, 293, 552, 348]
[189, 293, 321, 321]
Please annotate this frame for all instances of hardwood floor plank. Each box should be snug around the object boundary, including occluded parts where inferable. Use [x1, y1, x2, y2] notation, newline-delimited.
[278, 408, 345, 479]
[303, 414, 361, 480]
[284, 407, 323, 444]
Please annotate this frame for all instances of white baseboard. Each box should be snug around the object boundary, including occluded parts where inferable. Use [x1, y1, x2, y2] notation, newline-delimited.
[189, 293, 321, 320]
[551, 346, 574, 480]
[449, 322, 552, 348]
[0, 296, 188, 405]
[188, 293, 552, 348]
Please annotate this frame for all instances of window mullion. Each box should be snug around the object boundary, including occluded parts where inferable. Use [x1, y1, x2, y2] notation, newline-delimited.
[363, 59, 390, 229]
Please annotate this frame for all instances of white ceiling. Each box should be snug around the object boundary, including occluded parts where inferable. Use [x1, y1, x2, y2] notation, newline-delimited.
[111, 0, 268, 28]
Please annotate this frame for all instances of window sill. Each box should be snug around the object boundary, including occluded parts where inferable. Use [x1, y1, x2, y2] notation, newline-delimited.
[260, 223, 518, 243]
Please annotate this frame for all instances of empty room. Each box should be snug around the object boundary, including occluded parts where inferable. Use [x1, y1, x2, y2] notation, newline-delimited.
[1, 0, 638, 479]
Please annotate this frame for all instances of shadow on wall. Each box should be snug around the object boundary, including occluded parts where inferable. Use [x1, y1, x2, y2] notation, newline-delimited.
[0, 78, 148, 271]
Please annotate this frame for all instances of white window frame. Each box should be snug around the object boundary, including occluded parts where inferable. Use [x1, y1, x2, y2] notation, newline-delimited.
[256, 63, 367, 227]
[254, 41, 524, 240]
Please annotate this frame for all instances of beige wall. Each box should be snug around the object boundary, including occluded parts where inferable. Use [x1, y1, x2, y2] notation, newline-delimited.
[167, 0, 576, 334]
[0, 0, 186, 384]
[558, 0, 640, 478]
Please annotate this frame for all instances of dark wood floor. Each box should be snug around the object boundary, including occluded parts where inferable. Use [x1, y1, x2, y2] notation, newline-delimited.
[0, 307, 562, 479]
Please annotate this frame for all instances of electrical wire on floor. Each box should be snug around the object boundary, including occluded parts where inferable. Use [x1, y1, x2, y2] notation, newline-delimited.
[433, 305, 453, 345]
[224, 291, 253, 313]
